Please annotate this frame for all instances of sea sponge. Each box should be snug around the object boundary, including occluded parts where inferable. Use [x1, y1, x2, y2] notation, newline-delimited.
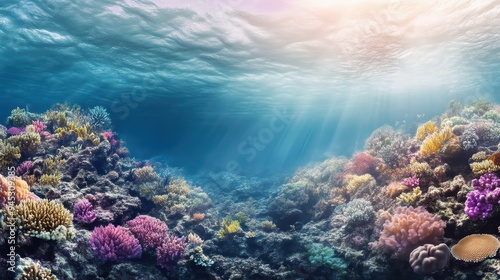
[4, 199, 74, 241]
[416, 121, 438, 141]
[409, 243, 450, 275]
[451, 234, 500, 262]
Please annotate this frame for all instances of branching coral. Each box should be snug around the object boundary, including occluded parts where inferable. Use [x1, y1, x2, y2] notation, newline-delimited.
[17, 258, 57, 280]
[126, 215, 168, 250]
[7, 131, 41, 156]
[397, 187, 422, 205]
[4, 199, 74, 241]
[0, 140, 21, 167]
[132, 166, 160, 183]
[89, 224, 142, 262]
[156, 234, 187, 270]
[469, 160, 500, 175]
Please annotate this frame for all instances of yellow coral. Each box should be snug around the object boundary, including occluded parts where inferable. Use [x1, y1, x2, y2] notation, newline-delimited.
[470, 160, 500, 175]
[39, 173, 62, 187]
[345, 174, 375, 194]
[471, 151, 487, 162]
[410, 158, 432, 176]
[419, 127, 453, 157]
[54, 122, 100, 145]
[43, 156, 65, 174]
[19, 258, 57, 280]
[0, 140, 21, 167]
[4, 199, 75, 241]
[416, 121, 438, 141]
[216, 218, 240, 239]
[132, 166, 160, 183]
[7, 132, 41, 155]
[397, 187, 422, 205]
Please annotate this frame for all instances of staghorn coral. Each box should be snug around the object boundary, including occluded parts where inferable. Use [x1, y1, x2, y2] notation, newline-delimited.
[17, 258, 57, 280]
[397, 187, 422, 205]
[39, 173, 62, 187]
[416, 121, 438, 141]
[451, 234, 500, 262]
[42, 155, 65, 174]
[89, 224, 142, 262]
[370, 206, 446, 258]
[4, 199, 74, 241]
[469, 160, 500, 175]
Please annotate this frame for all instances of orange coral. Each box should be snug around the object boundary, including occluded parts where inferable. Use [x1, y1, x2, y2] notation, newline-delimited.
[488, 152, 500, 165]
[0, 175, 39, 208]
[385, 182, 408, 198]
[192, 213, 205, 221]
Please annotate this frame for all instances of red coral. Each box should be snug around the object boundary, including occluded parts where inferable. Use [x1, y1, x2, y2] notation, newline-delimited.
[346, 152, 378, 176]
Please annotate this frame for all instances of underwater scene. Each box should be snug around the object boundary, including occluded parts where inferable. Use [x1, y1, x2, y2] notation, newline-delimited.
[1, 0, 500, 279]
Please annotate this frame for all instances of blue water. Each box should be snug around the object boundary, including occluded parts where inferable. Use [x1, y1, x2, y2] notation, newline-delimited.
[1, 0, 499, 174]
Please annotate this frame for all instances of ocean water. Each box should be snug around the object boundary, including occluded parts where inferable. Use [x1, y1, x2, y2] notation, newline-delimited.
[1, 1, 500, 279]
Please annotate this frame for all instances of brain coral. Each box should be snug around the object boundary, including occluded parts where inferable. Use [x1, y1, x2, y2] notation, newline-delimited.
[409, 243, 450, 275]
[371, 206, 446, 258]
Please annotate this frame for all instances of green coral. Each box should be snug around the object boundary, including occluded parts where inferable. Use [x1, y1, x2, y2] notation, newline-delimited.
[308, 243, 347, 272]
[6, 107, 32, 127]
[0, 140, 21, 167]
[7, 131, 41, 156]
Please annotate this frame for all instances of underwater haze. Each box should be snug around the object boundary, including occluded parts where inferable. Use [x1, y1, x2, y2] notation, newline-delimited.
[2, 0, 499, 174]
[2, 1, 500, 279]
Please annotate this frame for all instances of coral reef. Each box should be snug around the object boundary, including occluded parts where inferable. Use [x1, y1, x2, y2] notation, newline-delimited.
[89, 224, 142, 262]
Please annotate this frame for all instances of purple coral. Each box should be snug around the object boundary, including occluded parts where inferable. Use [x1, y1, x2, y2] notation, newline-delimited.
[156, 234, 187, 270]
[465, 173, 500, 221]
[126, 215, 168, 250]
[402, 175, 419, 188]
[73, 199, 96, 223]
[89, 224, 142, 262]
[7, 126, 25, 135]
[16, 161, 33, 176]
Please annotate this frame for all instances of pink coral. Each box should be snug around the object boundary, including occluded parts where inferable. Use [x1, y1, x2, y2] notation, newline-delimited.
[32, 120, 46, 133]
[126, 215, 168, 250]
[402, 175, 419, 188]
[89, 224, 142, 262]
[346, 152, 378, 175]
[370, 206, 446, 258]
